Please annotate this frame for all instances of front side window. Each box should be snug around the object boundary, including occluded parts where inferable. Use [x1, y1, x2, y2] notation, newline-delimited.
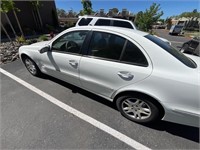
[145, 35, 197, 68]
[121, 41, 148, 66]
[88, 31, 125, 60]
[113, 20, 133, 29]
[95, 19, 111, 26]
[78, 18, 92, 26]
[52, 31, 88, 54]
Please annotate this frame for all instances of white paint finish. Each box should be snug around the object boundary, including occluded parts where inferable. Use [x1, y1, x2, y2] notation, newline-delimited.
[40, 52, 82, 86]
[0, 68, 151, 150]
[18, 26, 200, 127]
[80, 57, 152, 97]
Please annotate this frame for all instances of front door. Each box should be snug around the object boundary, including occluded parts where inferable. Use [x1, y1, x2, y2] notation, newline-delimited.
[40, 30, 89, 86]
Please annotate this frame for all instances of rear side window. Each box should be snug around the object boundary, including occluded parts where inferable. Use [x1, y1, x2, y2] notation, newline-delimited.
[121, 41, 148, 66]
[145, 35, 197, 68]
[113, 20, 133, 29]
[95, 19, 111, 26]
[88, 31, 125, 60]
[78, 18, 93, 26]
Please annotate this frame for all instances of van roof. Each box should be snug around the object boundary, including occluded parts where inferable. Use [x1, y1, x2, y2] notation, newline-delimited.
[78, 15, 132, 22]
[69, 26, 148, 37]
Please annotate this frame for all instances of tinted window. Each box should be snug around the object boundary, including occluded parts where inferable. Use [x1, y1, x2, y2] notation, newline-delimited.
[88, 32, 125, 60]
[113, 20, 133, 29]
[121, 41, 148, 66]
[52, 31, 88, 54]
[78, 18, 92, 26]
[95, 19, 111, 26]
[145, 35, 197, 68]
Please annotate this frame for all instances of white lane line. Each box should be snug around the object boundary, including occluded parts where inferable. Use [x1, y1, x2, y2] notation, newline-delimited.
[1, 68, 151, 150]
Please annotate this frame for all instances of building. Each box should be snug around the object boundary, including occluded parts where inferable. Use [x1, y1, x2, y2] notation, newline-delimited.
[1, 0, 58, 37]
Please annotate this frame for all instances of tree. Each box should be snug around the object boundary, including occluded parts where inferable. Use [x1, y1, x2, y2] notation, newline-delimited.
[112, 8, 119, 14]
[57, 8, 66, 18]
[165, 17, 172, 29]
[81, 0, 92, 15]
[30, 0, 43, 31]
[0, 0, 17, 38]
[193, 9, 197, 13]
[1, 23, 14, 45]
[11, 0, 24, 37]
[135, 3, 164, 31]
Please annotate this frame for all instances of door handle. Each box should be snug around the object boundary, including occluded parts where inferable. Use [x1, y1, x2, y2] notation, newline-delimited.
[117, 71, 134, 80]
[69, 60, 78, 66]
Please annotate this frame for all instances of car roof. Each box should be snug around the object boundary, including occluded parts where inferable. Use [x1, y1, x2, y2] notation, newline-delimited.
[69, 26, 148, 37]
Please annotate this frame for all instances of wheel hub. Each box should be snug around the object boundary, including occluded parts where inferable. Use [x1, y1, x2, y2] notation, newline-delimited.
[122, 98, 151, 120]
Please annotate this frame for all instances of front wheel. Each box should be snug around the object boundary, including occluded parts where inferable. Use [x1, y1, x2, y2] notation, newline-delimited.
[116, 95, 160, 124]
[23, 57, 41, 76]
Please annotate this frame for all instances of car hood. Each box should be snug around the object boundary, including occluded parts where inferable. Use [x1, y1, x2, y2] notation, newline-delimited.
[31, 41, 50, 47]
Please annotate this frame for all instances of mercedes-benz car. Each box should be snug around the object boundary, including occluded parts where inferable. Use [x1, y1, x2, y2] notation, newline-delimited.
[19, 26, 199, 127]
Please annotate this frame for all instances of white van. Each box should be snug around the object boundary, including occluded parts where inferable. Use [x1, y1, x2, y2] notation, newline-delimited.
[76, 16, 137, 29]
[76, 16, 171, 45]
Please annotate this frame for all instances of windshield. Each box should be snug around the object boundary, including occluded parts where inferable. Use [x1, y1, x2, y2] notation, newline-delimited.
[145, 35, 197, 68]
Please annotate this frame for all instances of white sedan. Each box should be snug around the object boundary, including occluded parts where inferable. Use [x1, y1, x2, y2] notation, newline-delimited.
[19, 26, 200, 127]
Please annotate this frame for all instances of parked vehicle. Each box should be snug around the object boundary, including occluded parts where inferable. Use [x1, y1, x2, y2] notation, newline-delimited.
[76, 16, 137, 29]
[19, 26, 199, 127]
[169, 25, 184, 35]
[76, 16, 171, 45]
[180, 36, 200, 57]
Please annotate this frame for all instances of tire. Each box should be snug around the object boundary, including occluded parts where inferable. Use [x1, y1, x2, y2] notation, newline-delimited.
[23, 56, 41, 76]
[116, 94, 160, 124]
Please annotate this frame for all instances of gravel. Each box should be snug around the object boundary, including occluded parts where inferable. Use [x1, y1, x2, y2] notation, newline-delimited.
[0, 42, 23, 64]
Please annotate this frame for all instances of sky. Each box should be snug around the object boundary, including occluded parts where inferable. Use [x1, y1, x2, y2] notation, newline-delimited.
[55, 0, 200, 19]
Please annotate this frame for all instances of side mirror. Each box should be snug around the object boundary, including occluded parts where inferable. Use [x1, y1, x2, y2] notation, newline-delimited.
[39, 45, 50, 53]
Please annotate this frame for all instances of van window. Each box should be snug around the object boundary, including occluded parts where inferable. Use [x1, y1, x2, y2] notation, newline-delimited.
[78, 18, 93, 26]
[113, 20, 133, 29]
[145, 35, 197, 68]
[95, 19, 111, 26]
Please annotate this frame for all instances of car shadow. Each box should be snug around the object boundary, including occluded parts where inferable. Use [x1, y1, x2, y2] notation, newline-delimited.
[41, 74, 199, 143]
[144, 120, 199, 143]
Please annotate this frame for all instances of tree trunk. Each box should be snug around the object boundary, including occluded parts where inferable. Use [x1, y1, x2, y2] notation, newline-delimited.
[1, 23, 15, 46]
[36, 6, 43, 30]
[4, 13, 18, 38]
[13, 9, 24, 37]
[32, 8, 40, 31]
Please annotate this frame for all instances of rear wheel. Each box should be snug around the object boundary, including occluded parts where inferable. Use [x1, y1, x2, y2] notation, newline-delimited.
[23, 57, 41, 76]
[116, 94, 160, 124]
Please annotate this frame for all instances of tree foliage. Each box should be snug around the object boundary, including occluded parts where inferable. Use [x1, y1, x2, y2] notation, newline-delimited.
[57, 8, 66, 18]
[179, 10, 199, 18]
[135, 3, 163, 31]
[81, 0, 92, 15]
[112, 8, 119, 14]
[0, 0, 20, 13]
[170, 9, 200, 19]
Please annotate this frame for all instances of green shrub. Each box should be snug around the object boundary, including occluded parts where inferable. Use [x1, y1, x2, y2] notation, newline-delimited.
[38, 35, 48, 41]
[16, 36, 26, 43]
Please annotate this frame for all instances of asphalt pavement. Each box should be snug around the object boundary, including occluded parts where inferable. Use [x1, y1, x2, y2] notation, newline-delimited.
[154, 29, 191, 48]
[1, 30, 199, 149]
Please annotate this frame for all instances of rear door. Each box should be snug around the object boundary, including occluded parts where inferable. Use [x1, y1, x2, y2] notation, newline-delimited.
[79, 30, 152, 98]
